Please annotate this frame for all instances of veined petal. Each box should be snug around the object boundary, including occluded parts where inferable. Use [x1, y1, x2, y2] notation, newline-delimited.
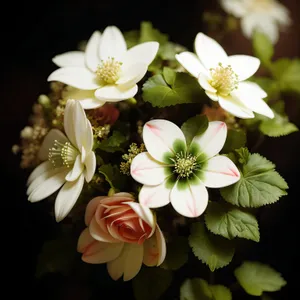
[116, 62, 148, 89]
[85, 196, 106, 226]
[138, 180, 171, 208]
[233, 82, 274, 118]
[82, 241, 124, 264]
[85, 31, 101, 72]
[123, 42, 159, 66]
[218, 95, 255, 119]
[28, 168, 68, 202]
[170, 177, 208, 218]
[202, 155, 240, 188]
[124, 201, 155, 230]
[143, 225, 166, 266]
[54, 173, 84, 222]
[198, 73, 216, 93]
[48, 67, 99, 90]
[130, 152, 168, 186]
[65, 155, 84, 182]
[99, 26, 127, 61]
[38, 129, 68, 161]
[175, 52, 207, 78]
[95, 85, 138, 102]
[107, 243, 143, 281]
[190, 121, 227, 159]
[27, 160, 53, 185]
[84, 151, 96, 182]
[52, 51, 85, 68]
[228, 55, 260, 81]
[89, 216, 119, 243]
[195, 32, 228, 70]
[143, 119, 186, 163]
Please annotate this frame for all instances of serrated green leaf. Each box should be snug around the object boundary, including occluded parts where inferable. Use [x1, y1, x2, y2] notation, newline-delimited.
[259, 111, 298, 137]
[272, 58, 300, 93]
[98, 164, 126, 191]
[221, 129, 246, 153]
[189, 222, 235, 271]
[161, 236, 189, 271]
[142, 72, 202, 107]
[252, 31, 273, 66]
[181, 115, 208, 146]
[132, 267, 172, 300]
[180, 278, 232, 300]
[205, 202, 260, 242]
[234, 261, 286, 296]
[96, 130, 127, 152]
[235, 147, 250, 165]
[221, 151, 288, 207]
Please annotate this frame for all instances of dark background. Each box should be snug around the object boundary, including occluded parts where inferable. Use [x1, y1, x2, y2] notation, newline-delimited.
[2, 0, 299, 299]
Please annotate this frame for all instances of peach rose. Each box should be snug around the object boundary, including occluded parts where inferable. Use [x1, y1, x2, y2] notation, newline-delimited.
[77, 192, 166, 281]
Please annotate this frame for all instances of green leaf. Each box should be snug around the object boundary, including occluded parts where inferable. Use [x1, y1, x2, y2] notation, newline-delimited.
[142, 72, 202, 107]
[259, 111, 298, 137]
[221, 129, 246, 153]
[250, 77, 279, 100]
[189, 222, 235, 271]
[204, 202, 260, 242]
[235, 147, 250, 165]
[163, 67, 176, 85]
[98, 164, 126, 191]
[96, 130, 127, 152]
[36, 237, 77, 277]
[123, 30, 139, 48]
[272, 58, 300, 93]
[180, 278, 232, 300]
[252, 31, 273, 66]
[140, 21, 168, 44]
[221, 149, 288, 207]
[234, 261, 287, 296]
[181, 115, 209, 146]
[132, 267, 172, 300]
[161, 236, 189, 271]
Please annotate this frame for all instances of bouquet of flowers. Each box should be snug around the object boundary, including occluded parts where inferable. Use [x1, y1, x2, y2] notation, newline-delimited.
[14, 1, 299, 298]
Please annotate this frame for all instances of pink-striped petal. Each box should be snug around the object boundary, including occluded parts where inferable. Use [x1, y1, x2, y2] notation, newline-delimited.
[202, 155, 240, 188]
[170, 178, 208, 218]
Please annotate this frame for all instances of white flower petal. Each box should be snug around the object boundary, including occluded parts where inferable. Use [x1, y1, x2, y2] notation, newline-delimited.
[220, 0, 248, 17]
[95, 85, 138, 102]
[170, 177, 208, 218]
[130, 152, 168, 186]
[143, 119, 186, 163]
[271, 3, 291, 26]
[218, 95, 255, 119]
[205, 91, 219, 101]
[28, 168, 68, 202]
[99, 26, 127, 61]
[198, 73, 216, 93]
[107, 243, 143, 281]
[52, 51, 85, 68]
[228, 55, 260, 81]
[84, 151, 96, 182]
[85, 31, 101, 72]
[195, 32, 228, 70]
[79, 98, 105, 109]
[139, 180, 171, 208]
[123, 41, 159, 66]
[190, 121, 227, 159]
[143, 225, 166, 267]
[27, 161, 53, 185]
[82, 241, 124, 264]
[202, 155, 240, 188]
[48, 67, 99, 90]
[54, 173, 85, 222]
[64, 100, 77, 148]
[116, 62, 148, 89]
[65, 155, 84, 182]
[175, 52, 207, 78]
[38, 129, 68, 160]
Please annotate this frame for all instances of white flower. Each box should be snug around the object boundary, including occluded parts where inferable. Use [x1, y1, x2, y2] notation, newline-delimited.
[176, 32, 274, 119]
[220, 0, 291, 44]
[48, 26, 159, 110]
[26, 99, 96, 222]
[130, 119, 240, 218]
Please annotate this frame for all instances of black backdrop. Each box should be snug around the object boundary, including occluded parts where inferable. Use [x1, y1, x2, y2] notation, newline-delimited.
[1, 0, 299, 299]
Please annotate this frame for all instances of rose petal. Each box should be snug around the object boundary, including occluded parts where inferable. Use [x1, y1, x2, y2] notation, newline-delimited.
[77, 227, 95, 252]
[89, 216, 119, 243]
[85, 196, 107, 226]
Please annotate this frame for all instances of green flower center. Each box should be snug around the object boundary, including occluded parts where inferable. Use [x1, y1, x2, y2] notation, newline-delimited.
[173, 152, 198, 178]
[48, 140, 78, 168]
[96, 57, 122, 84]
[210, 63, 238, 96]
